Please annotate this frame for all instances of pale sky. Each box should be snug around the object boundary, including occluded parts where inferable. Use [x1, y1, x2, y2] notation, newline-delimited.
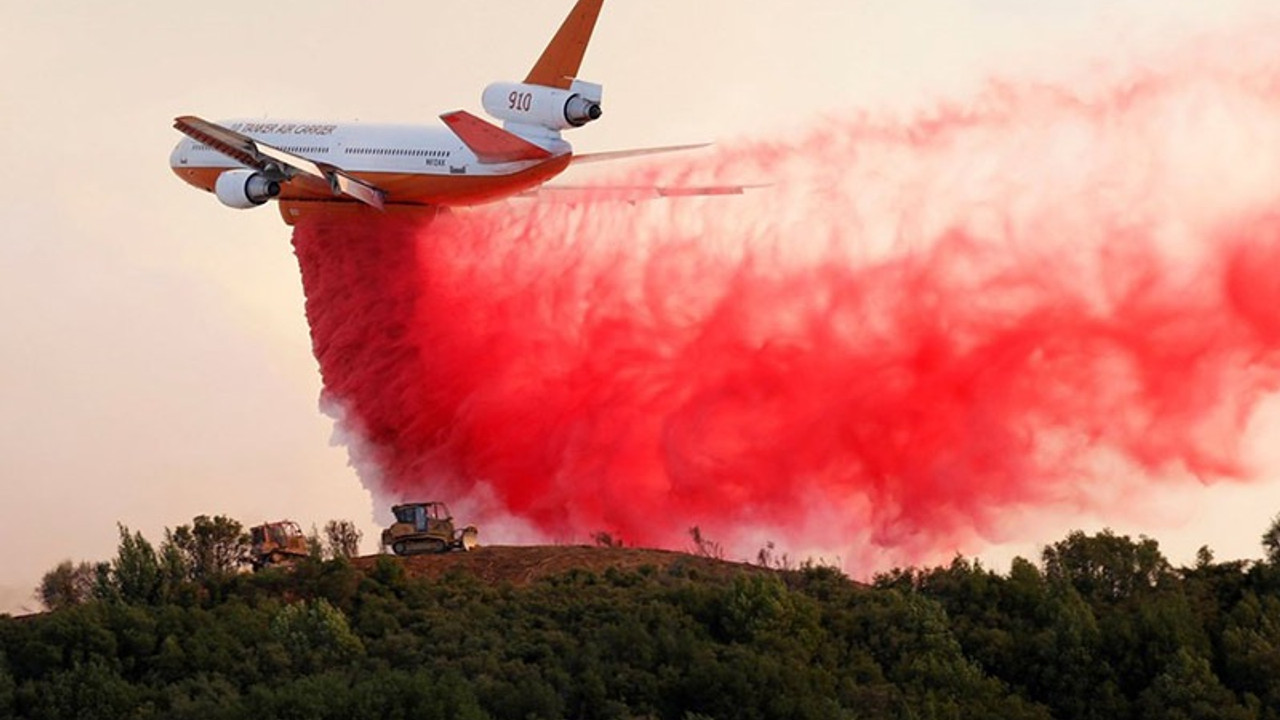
[2, 0, 1278, 613]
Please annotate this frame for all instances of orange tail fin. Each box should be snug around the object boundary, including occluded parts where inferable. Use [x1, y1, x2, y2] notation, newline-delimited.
[524, 0, 605, 90]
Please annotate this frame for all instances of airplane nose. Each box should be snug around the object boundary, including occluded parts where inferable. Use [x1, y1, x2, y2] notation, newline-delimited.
[168, 141, 188, 170]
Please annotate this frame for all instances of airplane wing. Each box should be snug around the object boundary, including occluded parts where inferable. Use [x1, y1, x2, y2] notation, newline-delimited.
[571, 143, 710, 165]
[518, 184, 767, 203]
[172, 115, 385, 210]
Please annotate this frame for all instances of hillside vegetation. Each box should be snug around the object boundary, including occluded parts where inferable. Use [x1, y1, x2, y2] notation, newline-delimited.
[2, 516, 1280, 719]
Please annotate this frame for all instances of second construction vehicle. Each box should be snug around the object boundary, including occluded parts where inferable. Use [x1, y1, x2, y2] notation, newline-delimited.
[382, 501, 478, 555]
[248, 520, 311, 570]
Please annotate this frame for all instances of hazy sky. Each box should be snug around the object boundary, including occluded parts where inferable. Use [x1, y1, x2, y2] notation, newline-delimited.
[2, 0, 1277, 613]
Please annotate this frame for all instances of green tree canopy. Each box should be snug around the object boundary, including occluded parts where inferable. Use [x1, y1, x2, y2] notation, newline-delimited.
[1042, 529, 1172, 603]
[167, 515, 249, 580]
[37, 561, 96, 611]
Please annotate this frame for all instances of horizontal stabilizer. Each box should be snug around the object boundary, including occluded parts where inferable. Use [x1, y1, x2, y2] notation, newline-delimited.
[519, 184, 768, 203]
[439, 110, 555, 164]
[572, 143, 710, 165]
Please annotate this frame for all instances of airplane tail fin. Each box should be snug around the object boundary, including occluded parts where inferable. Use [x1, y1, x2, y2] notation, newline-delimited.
[475, 0, 606, 140]
[524, 0, 605, 90]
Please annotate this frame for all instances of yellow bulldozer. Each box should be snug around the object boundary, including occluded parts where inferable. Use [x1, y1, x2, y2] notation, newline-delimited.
[248, 520, 311, 570]
[382, 501, 478, 555]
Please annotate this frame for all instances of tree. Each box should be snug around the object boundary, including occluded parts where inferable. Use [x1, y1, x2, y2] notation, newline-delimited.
[1219, 592, 1280, 712]
[306, 524, 324, 560]
[756, 541, 793, 570]
[1136, 648, 1252, 720]
[270, 598, 364, 672]
[1194, 546, 1215, 569]
[156, 534, 190, 601]
[110, 524, 161, 604]
[323, 520, 363, 559]
[591, 531, 623, 548]
[18, 659, 138, 719]
[1262, 513, 1280, 566]
[168, 515, 249, 580]
[1042, 529, 1172, 602]
[37, 561, 96, 611]
[689, 526, 724, 560]
[0, 651, 13, 720]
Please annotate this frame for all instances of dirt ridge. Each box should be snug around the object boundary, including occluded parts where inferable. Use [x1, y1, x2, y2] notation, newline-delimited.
[351, 544, 774, 586]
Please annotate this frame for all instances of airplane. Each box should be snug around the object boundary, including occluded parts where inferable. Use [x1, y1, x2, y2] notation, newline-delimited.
[169, 0, 746, 226]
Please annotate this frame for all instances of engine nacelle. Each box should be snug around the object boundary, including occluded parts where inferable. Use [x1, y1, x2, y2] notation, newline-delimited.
[481, 80, 603, 131]
[214, 169, 281, 209]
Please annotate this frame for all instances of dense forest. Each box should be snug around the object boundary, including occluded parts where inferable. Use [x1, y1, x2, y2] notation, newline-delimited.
[2, 515, 1280, 719]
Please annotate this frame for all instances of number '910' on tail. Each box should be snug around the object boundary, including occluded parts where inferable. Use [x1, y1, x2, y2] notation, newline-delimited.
[478, 0, 605, 138]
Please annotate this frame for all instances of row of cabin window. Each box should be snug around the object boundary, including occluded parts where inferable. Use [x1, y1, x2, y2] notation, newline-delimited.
[191, 144, 329, 155]
[345, 147, 449, 157]
[191, 143, 449, 158]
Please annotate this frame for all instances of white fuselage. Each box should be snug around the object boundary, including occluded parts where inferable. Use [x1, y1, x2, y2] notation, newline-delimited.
[170, 120, 572, 180]
[170, 119, 576, 224]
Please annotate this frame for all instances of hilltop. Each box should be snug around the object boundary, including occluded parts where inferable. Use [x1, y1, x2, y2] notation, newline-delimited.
[350, 544, 780, 586]
[5, 523, 1280, 719]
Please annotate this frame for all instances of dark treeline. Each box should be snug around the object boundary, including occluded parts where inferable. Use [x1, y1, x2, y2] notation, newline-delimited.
[2, 516, 1279, 719]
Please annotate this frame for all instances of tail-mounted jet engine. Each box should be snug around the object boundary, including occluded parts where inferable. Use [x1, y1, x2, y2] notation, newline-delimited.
[214, 169, 281, 209]
[481, 80, 603, 130]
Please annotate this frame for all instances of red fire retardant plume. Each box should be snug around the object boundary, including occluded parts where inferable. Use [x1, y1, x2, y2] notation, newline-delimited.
[293, 32, 1280, 568]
